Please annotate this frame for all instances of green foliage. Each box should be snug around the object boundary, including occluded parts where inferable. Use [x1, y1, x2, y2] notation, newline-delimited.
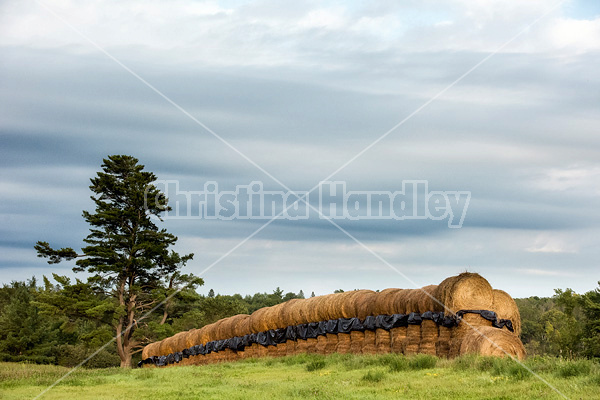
[408, 354, 437, 370]
[306, 359, 326, 371]
[361, 369, 386, 383]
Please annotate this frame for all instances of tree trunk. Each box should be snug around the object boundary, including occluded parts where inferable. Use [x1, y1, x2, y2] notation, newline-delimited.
[120, 351, 132, 368]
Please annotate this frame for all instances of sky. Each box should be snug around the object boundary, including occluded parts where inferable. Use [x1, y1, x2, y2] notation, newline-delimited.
[1, 0, 599, 298]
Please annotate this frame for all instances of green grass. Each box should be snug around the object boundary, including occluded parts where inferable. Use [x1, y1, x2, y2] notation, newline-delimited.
[1, 354, 598, 399]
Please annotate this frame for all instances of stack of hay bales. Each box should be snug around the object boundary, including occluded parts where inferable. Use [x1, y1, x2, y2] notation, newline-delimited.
[141, 272, 526, 367]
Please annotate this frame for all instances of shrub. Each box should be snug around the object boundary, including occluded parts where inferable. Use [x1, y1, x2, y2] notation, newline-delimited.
[408, 354, 437, 370]
[554, 360, 592, 378]
[306, 359, 326, 372]
[361, 370, 386, 383]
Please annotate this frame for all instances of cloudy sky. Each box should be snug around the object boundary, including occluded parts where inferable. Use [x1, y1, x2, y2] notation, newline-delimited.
[1, 0, 599, 298]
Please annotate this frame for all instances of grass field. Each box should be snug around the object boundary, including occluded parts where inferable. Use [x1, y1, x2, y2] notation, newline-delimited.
[1, 354, 599, 399]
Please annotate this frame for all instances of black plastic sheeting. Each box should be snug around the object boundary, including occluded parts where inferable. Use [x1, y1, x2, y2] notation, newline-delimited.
[138, 310, 512, 367]
[456, 310, 515, 332]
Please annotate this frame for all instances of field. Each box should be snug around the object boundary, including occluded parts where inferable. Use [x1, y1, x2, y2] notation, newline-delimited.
[1, 354, 599, 400]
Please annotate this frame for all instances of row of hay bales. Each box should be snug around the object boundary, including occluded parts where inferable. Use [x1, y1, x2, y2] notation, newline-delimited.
[142, 273, 525, 366]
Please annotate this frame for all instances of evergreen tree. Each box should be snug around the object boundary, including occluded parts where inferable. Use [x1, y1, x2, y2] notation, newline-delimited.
[35, 155, 201, 367]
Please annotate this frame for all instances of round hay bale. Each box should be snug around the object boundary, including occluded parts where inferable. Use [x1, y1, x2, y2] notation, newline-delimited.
[404, 290, 422, 314]
[459, 326, 526, 359]
[341, 291, 360, 318]
[492, 289, 521, 337]
[222, 314, 251, 338]
[317, 294, 336, 321]
[300, 296, 322, 323]
[210, 318, 228, 341]
[289, 300, 311, 325]
[353, 290, 378, 319]
[197, 325, 212, 345]
[249, 307, 270, 333]
[417, 285, 438, 313]
[142, 342, 161, 359]
[232, 314, 251, 338]
[374, 288, 400, 315]
[445, 272, 494, 314]
[159, 336, 176, 356]
[278, 298, 301, 327]
[392, 289, 412, 314]
[326, 292, 348, 320]
[434, 275, 461, 312]
[172, 331, 189, 352]
[263, 304, 283, 331]
[185, 329, 198, 348]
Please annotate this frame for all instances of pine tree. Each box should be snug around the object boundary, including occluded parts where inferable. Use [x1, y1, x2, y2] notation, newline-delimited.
[35, 155, 201, 367]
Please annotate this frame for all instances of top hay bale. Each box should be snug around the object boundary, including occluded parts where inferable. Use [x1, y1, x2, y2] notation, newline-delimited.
[434, 272, 493, 314]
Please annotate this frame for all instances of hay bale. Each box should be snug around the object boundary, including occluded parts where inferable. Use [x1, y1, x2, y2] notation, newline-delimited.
[316, 335, 328, 354]
[445, 272, 494, 314]
[303, 296, 323, 323]
[363, 330, 377, 354]
[354, 290, 378, 319]
[278, 298, 301, 327]
[392, 289, 412, 314]
[296, 339, 308, 353]
[492, 289, 522, 337]
[159, 336, 176, 356]
[325, 333, 338, 354]
[405, 325, 421, 355]
[419, 320, 438, 356]
[341, 291, 361, 318]
[318, 294, 337, 321]
[263, 304, 284, 331]
[459, 326, 526, 359]
[289, 300, 311, 325]
[249, 307, 270, 333]
[407, 290, 425, 314]
[185, 329, 198, 348]
[449, 313, 493, 357]
[329, 294, 345, 320]
[231, 315, 251, 338]
[142, 342, 161, 359]
[286, 340, 297, 356]
[375, 329, 391, 353]
[217, 315, 246, 340]
[277, 342, 288, 357]
[172, 331, 189, 352]
[306, 338, 318, 353]
[336, 333, 351, 354]
[417, 285, 438, 313]
[434, 275, 461, 311]
[436, 326, 452, 357]
[390, 327, 407, 353]
[374, 288, 401, 315]
[350, 331, 364, 354]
